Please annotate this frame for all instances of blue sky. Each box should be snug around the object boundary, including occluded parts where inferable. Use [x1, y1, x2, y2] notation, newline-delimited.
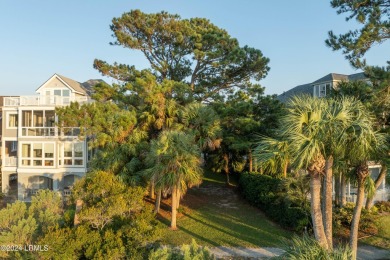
[0, 1, 389, 96]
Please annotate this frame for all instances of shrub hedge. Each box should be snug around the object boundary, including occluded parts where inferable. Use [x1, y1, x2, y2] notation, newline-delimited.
[239, 172, 310, 232]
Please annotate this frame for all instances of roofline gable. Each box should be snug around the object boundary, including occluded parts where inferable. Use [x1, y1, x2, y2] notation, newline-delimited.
[35, 73, 86, 95]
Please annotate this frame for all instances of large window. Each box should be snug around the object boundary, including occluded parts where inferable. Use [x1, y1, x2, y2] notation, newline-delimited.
[7, 113, 18, 128]
[21, 109, 56, 136]
[21, 142, 55, 167]
[62, 142, 84, 166]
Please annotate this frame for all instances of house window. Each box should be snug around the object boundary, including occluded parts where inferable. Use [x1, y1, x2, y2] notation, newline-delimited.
[54, 89, 70, 96]
[63, 142, 84, 166]
[21, 142, 55, 167]
[314, 83, 332, 98]
[7, 113, 18, 128]
[11, 141, 18, 152]
[319, 85, 326, 97]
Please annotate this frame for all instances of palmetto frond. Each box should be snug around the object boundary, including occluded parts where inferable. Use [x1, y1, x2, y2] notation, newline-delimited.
[253, 135, 290, 175]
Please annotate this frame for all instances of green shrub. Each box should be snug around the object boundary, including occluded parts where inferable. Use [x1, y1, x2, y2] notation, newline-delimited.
[276, 235, 352, 260]
[333, 203, 378, 235]
[149, 239, 215, 260]
[375, 201, 390, 213]
[239, 172, 310, 232]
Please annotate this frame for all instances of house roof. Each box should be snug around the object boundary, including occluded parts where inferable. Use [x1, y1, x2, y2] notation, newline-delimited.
[56, 74, 89, 95]
[348, 72, 366, 81]
[36, 74, 105, 96]
[312, 73, 349, 84]
[277, 83, 312, 103]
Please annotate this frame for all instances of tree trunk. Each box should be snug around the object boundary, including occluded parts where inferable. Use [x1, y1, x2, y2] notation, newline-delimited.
[176, 189, 181, 210]
[254, 159, 258, 173]
[310, 173, 329, 250]
[335, 174, 340, 207]
[350, 175, 367, 260]
[149, 181, 156, 200]
[341, 173, 347, 207]
[248, 149, 253, 172]
[154, 189, 162, 214]
[324, 156, 333, 249]
[171, 185, 178, 230]
[365, 165, 387, 210]
[283, 162, 288, 178]
[74, 199, 83, 227]
[223, 153, 230, 185]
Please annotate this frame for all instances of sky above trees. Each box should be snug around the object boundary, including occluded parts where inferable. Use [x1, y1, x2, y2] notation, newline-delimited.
[1, 0, 389, 96]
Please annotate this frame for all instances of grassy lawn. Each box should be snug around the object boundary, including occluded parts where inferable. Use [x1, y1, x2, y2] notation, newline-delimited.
[361, 213, 390, 250]
[157, 172, 291, 248]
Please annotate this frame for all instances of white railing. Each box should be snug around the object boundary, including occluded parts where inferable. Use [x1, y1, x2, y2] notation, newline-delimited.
[4, 157, 17, 166]
[3, 96, 92, 106]
[21, 127, 58, 137]
[20, 127, 81, 137]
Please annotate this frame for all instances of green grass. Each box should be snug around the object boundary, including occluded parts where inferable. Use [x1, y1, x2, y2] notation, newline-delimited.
[201, 170, 239, 186]
[158, 171, 291, 247]
[361, 214, 390, 250]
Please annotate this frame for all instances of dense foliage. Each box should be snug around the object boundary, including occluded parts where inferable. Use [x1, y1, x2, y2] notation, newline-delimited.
[0, 176, 162, 260]
[239, 172, 310, 232]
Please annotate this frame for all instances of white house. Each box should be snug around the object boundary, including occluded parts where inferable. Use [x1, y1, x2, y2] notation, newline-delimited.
[0, 74, 99, 201]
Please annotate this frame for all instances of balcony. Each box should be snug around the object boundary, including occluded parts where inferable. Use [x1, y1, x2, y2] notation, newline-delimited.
[20, 127, 80, 137]
[3, 95, 92, 107]
[4, 157, 17, 166]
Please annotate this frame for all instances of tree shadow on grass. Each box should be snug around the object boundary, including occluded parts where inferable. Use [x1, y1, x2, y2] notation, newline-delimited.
[181, 210, 284, 247]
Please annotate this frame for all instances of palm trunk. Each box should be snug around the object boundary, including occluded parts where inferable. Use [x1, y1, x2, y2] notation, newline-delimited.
[310, 172, 329, 250]
[350, 164, 369, 260]
[365, 165, 387, 210]
[335, 174, 340, 207]
[341, 173, 347, 207]
[176, 189, 181, 210]
[248, 149, 253, 172]
[324, 156, 333, 249]
[154, 189, 162, 213]
[171, 185, 178, 230]
[254, 159, 258, 173]
[223, 153, 230, 185]
[350, 175, 366, 260]
[149, 181, 156, 199]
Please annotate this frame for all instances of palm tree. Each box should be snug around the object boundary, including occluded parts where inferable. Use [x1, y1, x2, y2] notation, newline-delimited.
[342, 100, 385, 260]
[281, 96, 329, 250]
[146, 130, 203, 230]
[281, 96, 364, 250]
